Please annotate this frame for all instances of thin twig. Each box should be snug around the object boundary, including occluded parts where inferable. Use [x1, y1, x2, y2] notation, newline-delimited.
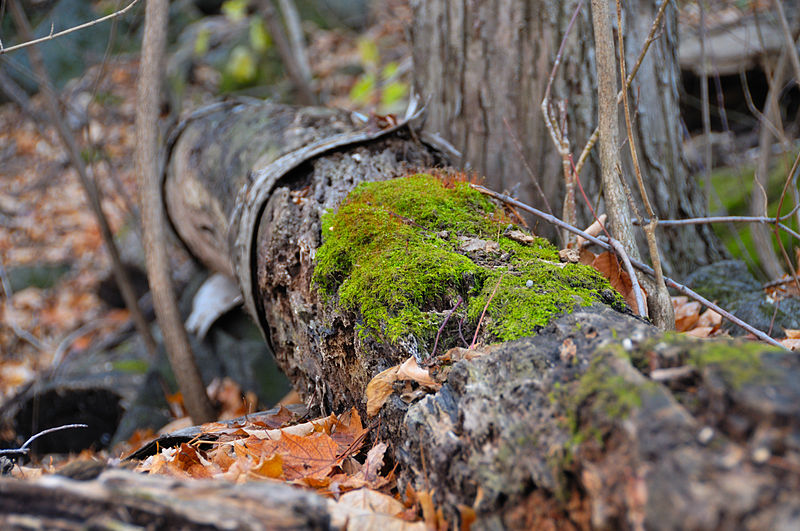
[470, 184, 786, 349]
[470, 272, 506, 349]
[8, 0, 157, 356]
[772, 0, 800, 90]
[277, 0, 313, 91]
[0, 424, 89, 457]
[259, 0, 316, 105]
[0, 0, 140, 56]
[0, 257, 46, 351]
[772, 146, 800, 295]
[615, 0, 673, 329]
[431, 296, 462, 358]
[457, 315, 469, 348]
[540, 1, 583, 245]
[632, 214, 800, 242]
[574, 0, 670, 178]
[608, 237, 646, 318]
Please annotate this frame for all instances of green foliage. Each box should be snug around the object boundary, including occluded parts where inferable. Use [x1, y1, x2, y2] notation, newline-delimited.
[222, 0, 249, 22]
[706, 148, 799, 273]
[313, 174, 621, 352]
[249, 18, 271, 52]
[226, 45, 257, 83]
[348, 40, 409, 112]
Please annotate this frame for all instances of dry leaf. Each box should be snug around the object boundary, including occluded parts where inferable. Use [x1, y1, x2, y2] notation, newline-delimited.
[685, 326, 714, 338]
[337, 488, 405, 515]
[591, 251, 646, 314]
[697, 309, 722, 329]
[397, 357, 440, 389]
[781, 339, 800, 351]
[675, 301, 702, 332]
[559, 338, 577, 363]
[366, 365, 400, 416]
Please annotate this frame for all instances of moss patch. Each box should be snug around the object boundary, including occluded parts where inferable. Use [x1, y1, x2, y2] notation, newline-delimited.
[632, 333, 783, 391]
[313, 173, 623, 355]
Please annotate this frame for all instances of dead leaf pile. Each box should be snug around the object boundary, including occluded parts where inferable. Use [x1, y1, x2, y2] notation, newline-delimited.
[138, 407, 389, 493]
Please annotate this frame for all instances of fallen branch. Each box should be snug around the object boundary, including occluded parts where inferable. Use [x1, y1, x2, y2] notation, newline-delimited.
[471, 184, 786, 348]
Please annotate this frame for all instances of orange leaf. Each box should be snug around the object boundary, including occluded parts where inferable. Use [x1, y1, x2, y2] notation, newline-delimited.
[591, 251, 645, 314]
[366, 365, 400, 416]
[675, 301, 701, 332]
[251, 453, 283, 479]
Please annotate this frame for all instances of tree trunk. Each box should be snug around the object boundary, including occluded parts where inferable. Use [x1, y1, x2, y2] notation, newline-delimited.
[410, 0, 725, 278]
[159, 101, 800, 529]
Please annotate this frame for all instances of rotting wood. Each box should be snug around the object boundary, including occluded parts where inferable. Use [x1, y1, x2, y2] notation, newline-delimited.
[161, 101, 800, 528]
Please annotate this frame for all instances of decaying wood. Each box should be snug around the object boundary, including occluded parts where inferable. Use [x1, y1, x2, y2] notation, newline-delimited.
[162, 101, 800, 528]
[0, 469, 329, 530]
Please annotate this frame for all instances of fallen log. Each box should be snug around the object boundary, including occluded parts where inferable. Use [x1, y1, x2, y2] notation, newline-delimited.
[0, 468, 329, 530]
[162, 100, 800, 528]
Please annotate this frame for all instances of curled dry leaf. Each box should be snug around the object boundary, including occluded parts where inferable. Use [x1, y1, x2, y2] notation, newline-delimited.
[366, 365, 400, 417]
[576, 214, 607, 248]
[591, 251, 647, 315]
[397, 357, 440, 389]
[674, 301, 702, 332]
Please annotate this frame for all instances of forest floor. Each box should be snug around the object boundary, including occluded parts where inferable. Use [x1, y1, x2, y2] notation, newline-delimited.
[0, 2, 798, 528]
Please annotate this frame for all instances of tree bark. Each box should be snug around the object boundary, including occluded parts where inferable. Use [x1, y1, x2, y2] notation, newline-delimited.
[159, 101, 800, 528]
[410, 0, 726, 278]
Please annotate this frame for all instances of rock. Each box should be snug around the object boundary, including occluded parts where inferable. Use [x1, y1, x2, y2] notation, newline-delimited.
[685, 260, 800, 336]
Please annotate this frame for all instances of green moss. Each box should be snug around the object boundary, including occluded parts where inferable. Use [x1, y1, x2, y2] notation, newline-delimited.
[570, 351, 644, 429]
[688, 338, 778, 390]
[555, 348, 658, 450]
[313, 173, 622, 353]
[634, 333, 782, 390]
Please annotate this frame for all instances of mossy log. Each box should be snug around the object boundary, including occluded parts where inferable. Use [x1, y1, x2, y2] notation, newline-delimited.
[163, 100, 800, 528]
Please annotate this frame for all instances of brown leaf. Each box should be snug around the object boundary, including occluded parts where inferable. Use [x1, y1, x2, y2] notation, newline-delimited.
[397, 357, 440, 389]
[675, 301, 701, 332]
[591, 251, 645, 314]
[685, 326, 714, 338]
[559, 338, 577, 363]
[697, 309, 722, 329]
[366, 365, 400, 416]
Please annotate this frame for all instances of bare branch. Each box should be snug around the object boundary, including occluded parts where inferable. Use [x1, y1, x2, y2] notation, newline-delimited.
[0, 0, 141, 56]
[470, 184, 786, 349]
[615, 0, 673, 329]
[137, 0, 215, 423]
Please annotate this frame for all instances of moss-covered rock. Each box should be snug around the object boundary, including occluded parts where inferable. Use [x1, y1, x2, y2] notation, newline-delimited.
[313, 173, 626, 357]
